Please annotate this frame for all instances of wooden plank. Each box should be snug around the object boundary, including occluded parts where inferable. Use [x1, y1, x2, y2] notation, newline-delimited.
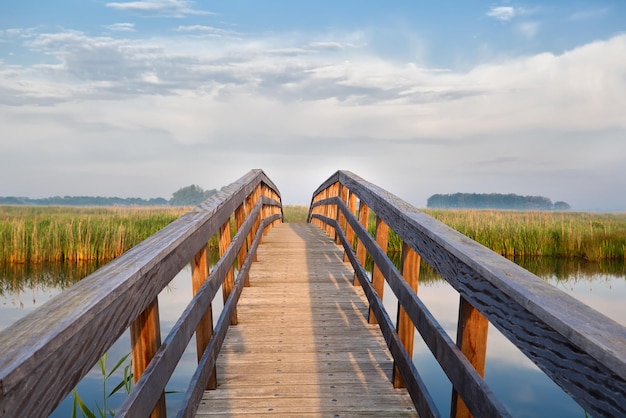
[451, 297, 489, 418]
[0, 170, 281, 418]
[310, 170, 626, 418]
[394, 244, 420, 388]
[130, 299, 166, 418]
[195, 223, 416, 417]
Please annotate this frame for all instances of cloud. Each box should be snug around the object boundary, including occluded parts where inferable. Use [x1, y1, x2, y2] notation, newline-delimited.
[517, 21, 540, 38]
[174, 25, 241, 38]
[103, 23, 136, 32]
[487, 6, 516, 21]
[106, 0, 211, 17]
[568, 8, 609, 22]
[2, 27, 626, 207]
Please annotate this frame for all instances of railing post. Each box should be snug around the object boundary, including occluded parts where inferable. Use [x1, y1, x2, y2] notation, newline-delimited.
[191, 244, 217, 390]
[393, 244, 420, 388]
[344, 191, 357, 262]
[235, 203, 247, 277]
[451, 297, 489, 418]
[336, 183, 348, 245]
[130, 299, 166, 418]
[246, 185, 259, 265]
[369, 216, 389, 324]
[353, 200, 369, 286]
[220, 218, 238, 325]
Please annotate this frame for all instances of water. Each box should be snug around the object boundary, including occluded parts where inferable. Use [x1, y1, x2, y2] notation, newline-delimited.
[1, 258, 624, 417]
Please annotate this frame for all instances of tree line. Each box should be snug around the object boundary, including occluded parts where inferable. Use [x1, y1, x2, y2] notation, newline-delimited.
[426, 193, 571, 211]
[0, 185, 217, 207]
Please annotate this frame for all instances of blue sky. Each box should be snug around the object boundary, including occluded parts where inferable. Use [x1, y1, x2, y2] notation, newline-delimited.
[1, 1, 625, 210]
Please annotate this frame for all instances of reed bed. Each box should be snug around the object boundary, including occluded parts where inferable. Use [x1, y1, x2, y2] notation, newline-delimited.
[0, 206, 189, 264]
[419, 209, 626, 260]
[360, 209, 626, 261]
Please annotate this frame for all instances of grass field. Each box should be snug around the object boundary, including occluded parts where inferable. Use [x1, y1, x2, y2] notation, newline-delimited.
[2, 205, 625, 264]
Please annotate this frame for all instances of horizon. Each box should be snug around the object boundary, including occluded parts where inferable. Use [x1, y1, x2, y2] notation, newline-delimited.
[2, 1, 625, 212]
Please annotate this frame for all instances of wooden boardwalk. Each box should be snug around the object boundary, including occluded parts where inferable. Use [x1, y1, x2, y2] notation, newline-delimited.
[195, 223, 417, 417]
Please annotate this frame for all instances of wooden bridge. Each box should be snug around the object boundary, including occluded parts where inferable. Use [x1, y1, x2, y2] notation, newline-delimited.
[1, 170, 625, 417]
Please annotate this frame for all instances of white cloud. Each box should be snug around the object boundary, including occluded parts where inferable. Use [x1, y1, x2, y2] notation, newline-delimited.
[106, 0, 211, 17]
[103, 23, 136, 32]
[568, 8, 609, 22]
[487, 6, 516, 21]
[517, 21, 540, 38]
[1, 27, 626, 208]
[175, 25, 241, 38]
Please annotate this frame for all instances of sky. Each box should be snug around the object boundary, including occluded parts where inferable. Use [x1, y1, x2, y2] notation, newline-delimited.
[1, 1, 625, 211]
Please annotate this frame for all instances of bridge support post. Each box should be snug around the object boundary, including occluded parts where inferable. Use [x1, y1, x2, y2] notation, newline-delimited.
[336, 184, 348, 246]
[130, 298, 167, 418]
[344, 191, 357, 263]
[393, 244, 420, 388]
[220, 218, 238, 325]
[192, 244, 217, 390]
[369, 216, 389, 324]
[451, 297, 489, 418]
[353, 201, 369, 286]
[235, 203, 249, 286]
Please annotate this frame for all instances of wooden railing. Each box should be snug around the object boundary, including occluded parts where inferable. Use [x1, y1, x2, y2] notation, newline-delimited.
[0, 169, 282, 418]
[308, 170, 626, 418]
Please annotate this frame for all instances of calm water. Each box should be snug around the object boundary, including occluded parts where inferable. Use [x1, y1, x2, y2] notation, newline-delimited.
[1, 257, 624, 417]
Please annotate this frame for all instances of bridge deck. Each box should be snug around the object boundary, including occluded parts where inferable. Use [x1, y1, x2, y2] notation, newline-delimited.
[195, 223, 417, 417]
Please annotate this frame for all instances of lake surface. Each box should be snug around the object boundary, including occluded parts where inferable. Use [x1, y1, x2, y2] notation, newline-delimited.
[1, 257, 624, 417]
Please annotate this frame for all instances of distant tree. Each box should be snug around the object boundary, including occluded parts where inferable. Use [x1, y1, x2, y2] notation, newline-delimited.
[169, 185, 216, 206]
[553, 201, 571, 211]
[426, 193, 569, 211]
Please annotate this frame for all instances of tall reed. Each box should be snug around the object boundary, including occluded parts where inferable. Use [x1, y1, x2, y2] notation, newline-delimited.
[421, 209, 626, 260]
[360, 209, 626, 260]
[0, 206, 189, 264]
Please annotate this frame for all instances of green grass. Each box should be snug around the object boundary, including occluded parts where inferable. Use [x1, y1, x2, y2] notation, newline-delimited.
[0, 206, 189, 264]
[282, 205, 309, 223]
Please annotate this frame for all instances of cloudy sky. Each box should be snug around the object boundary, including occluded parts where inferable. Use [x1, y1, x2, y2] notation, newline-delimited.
[1, 1, 625, 210]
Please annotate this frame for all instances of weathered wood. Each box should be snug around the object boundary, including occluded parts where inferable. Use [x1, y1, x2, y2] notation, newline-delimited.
[0, 169, 281, 418]
[313, 210, 511, 417]
[130, 299, 166, 418]
[219, 218, 237, 325]
[344, 190, 357, 263]
[369, 216, 389, 325]
[394, 244, 420, 388]
[195, 224, 417, 417]
[353, 200, 369, 286]
[451, 297, 489, 418]
[191, 246, 217, 390]
[310, 170, 626, 418]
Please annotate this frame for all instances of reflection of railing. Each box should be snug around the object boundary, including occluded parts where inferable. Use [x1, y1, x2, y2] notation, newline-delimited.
[308, 170, 626, 418]
[0, 169, 282, 418]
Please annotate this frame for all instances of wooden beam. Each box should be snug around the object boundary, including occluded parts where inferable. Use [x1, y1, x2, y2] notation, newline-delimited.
[451, 297, 489, 418]
[344, 191, 357, 262]
[220, 218, 237, 325]
[369, 216, 389, 324]
[353, 201, 369, 286]
[191, 245, 217, 390]
[130, 299, 166, 418]
[394, 244, 420, 388]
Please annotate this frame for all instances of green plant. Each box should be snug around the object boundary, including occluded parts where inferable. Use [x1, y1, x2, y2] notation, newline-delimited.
[71, 352, 133, 418]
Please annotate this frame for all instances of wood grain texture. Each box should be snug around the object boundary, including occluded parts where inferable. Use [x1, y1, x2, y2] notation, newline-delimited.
[195, 223, 417, 417]
[311, 170, 626, 417]
[0, 169, 281, 418]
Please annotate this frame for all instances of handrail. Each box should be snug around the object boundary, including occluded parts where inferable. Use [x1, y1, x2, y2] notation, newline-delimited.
[308, 170, 626, 418]
[0, 169, 282, 418]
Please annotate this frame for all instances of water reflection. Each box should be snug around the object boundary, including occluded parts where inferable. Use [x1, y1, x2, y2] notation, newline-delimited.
[1, 255, 624, 417]
[406, 256, 624, 418]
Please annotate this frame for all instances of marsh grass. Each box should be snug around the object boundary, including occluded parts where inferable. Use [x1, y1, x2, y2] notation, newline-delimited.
[0, 206, 190, 264]
[359, 209, 626, 260]
[282, 205, 309, 223]
[420, 209, 626, 260]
